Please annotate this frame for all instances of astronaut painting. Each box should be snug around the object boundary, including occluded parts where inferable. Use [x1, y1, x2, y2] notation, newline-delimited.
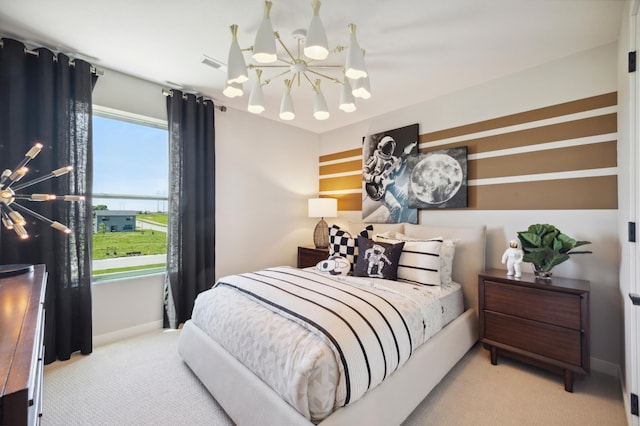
[362, 123, 418, 223]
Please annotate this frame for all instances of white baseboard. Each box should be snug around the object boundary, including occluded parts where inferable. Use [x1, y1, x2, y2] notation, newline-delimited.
[590, 356, 620, 377]
[93, 320, 163, 347]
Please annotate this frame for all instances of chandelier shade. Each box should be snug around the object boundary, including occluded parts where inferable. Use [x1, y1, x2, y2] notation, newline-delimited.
[313, 80, 329, 120]
[352, 74, 371, 99]
[339, 78, 356, 112]
[227, 25, 248, 84]
[252, 1, 277, 64]
[345, 24, 368, 80]
[279, 79, 295, 120]
[223, 0, 370, 121]
[304, 0, 329, 60]
[223, 81, 244, 98]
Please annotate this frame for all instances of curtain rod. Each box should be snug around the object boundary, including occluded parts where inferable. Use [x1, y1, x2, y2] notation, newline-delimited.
[0, 39, 103, 76]
[162, 88, 227, 112]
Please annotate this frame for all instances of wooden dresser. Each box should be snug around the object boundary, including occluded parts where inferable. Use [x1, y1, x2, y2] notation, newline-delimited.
[478, 268, 589, 392]
[0, 265, 47, 425]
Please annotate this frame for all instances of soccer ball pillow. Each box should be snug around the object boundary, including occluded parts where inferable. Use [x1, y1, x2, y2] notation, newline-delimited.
[316, 255, 351, 276]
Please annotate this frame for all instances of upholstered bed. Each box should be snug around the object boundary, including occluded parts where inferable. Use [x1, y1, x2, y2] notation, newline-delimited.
[178, 223, 486, 425]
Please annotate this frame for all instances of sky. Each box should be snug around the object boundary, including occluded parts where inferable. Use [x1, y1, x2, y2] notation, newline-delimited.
[93, 115, 168, 212]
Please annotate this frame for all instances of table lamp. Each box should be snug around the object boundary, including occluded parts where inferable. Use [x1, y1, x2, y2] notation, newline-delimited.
[308, 198, 337, 249]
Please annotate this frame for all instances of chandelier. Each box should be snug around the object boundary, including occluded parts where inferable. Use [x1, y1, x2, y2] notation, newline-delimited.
[0, 142, 84, 239]
[223, 0, 371, 121]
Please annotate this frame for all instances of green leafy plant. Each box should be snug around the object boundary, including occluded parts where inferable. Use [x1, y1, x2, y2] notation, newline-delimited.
[517, 224, 591, 273]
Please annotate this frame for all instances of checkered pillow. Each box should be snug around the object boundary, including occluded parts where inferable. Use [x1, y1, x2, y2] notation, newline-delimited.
[329, 224, 373, 267]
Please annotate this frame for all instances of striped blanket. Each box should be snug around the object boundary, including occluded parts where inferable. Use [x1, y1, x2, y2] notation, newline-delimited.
[214, 266, 425, 406]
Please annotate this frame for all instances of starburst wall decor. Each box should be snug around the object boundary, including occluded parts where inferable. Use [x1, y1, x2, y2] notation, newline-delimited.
[0, 142, 84, 240]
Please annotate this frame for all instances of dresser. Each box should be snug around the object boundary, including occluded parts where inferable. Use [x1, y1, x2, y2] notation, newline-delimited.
[297, 246, 329, 268]
[0, 264, 47, 425]
[478, 268, 589, 392]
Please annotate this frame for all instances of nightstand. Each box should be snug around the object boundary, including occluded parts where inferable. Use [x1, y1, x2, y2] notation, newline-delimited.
[478, 268, 590, 392]
[297, 246, 329, 268]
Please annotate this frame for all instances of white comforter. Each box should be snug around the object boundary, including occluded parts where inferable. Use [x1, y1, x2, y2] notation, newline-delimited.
[190, 267, 444, 423]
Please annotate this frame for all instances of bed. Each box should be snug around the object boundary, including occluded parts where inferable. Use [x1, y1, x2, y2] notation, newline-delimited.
[179, 223, 486, 425]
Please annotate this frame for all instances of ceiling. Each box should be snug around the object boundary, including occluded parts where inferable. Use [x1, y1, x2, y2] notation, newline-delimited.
[0, 0, 625, 134]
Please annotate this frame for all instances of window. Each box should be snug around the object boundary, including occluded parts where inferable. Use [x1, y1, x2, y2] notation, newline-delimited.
[92, 106, 168, 280]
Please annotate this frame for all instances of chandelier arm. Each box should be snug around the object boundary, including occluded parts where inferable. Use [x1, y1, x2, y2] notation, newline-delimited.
[275, 34, 296, 62]
[259, 68, 292, 83]
[301, 72, 318, 90]
[306, 64, 344, 69]
[11, 166, 72, 192]
[306, 69, 342, 83]
[252, 64, 291, 69]
[10, 202, 70, 233]
[10, 202, 53, 224]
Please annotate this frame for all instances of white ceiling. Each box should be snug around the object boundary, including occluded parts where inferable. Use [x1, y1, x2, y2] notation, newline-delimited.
[0, 0, 625, 134]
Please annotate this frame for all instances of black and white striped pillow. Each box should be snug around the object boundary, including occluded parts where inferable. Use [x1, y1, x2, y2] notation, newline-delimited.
[375, 234, 442, 286]
[329, 224, 373, 267]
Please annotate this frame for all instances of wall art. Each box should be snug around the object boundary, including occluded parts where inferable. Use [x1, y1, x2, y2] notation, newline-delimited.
[362, 123, 418, 223]
[408, 146, 468, 209]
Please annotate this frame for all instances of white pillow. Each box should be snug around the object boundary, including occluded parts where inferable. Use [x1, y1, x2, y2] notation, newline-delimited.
[396, 232, 456, 286]
[374, 234, 442, 286]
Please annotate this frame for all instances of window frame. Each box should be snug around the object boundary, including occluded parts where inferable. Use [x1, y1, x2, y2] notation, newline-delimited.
[91, 105, 169, 283]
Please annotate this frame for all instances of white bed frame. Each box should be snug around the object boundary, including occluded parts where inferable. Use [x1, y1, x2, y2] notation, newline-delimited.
[179, 224, 486, 426]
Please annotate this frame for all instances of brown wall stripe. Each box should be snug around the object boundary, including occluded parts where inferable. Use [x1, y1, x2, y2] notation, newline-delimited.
[319, 93, 617, 211]
[420, 114, 617, 155]
[419, 92, 616, 143]
[319, 148, 361, 163]
[470, 176, 618, 210]
[327, 193, 362, 212]
[320, 174, 363, 192]
[472, 141, 617, 180]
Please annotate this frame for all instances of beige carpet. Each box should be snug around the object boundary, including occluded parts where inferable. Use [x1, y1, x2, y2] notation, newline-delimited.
[43, 330, 627, 426]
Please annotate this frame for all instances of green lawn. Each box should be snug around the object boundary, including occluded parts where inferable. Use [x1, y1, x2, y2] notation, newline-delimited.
[138, 213, 168, 225]
[93, 229, 167, 259]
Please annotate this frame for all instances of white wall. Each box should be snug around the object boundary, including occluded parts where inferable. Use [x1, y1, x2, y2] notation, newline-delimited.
[91, 69, 320, 342]
[320, 43, 622, 372]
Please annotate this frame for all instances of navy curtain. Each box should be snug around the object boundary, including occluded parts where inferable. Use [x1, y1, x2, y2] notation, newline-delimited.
[0, 38, 96, 363]
[163, 90, 216, 328]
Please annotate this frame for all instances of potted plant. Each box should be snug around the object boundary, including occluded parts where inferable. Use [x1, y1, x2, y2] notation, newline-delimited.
[516, 224, 591, 279]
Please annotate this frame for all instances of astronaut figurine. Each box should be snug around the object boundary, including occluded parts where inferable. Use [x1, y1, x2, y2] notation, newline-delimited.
[501, 239, 524, 278]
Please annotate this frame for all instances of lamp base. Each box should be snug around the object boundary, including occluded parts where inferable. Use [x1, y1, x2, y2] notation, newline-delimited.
[313, 218, 330, 249]
[0, 264, 34, 277]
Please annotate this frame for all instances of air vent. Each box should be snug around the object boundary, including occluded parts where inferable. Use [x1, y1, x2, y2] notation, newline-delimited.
[201, 55, 226, 72]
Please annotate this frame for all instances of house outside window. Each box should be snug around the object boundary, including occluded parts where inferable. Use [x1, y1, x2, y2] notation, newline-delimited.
[92, 106, 168, 280]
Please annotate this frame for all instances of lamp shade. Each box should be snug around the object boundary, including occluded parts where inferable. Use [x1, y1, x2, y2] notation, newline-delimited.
[339, 78, 356, 112]
[304, 0, 329, 60]
[223, 81, 244, 98]
[227, 25, 249, 84]
[308, 198, 337, 218]
[253, 1, 277, 63]
[279, 80, 295, 120]
[351, 75, 371, 99]
[248, 70, 265, 114]
[345, 24, 368, 80]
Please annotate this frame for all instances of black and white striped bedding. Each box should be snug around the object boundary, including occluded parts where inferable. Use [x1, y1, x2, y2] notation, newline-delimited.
[215, 267, 420, 406]
[190, 266, 453, 422]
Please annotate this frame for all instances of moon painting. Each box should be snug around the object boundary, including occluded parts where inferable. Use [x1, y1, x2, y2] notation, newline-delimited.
[408, 146, 468, 209]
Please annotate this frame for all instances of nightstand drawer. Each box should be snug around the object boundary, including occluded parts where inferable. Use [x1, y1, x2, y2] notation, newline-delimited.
[484, 280, 582, 329]
[297, 246, 329, 268]
[485, 311, 582, 365]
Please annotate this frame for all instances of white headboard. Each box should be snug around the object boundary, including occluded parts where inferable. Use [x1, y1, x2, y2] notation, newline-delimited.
[403, 223, 487, 314]
[347, 221, 487, 314]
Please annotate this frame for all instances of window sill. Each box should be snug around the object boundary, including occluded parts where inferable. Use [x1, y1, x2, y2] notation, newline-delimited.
[92, 267, 166, 284]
